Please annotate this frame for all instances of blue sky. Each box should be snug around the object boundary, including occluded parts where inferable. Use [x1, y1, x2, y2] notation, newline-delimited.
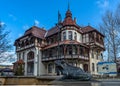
[0, 0, 119, 64]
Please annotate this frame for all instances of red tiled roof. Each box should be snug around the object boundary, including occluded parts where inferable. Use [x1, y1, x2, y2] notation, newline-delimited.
[24, 26, 46, 39]
[81, 25, 105, 37]
[42, 40, 88, 50]
[63, 10, 76, 26]
[63, 17, 76, 26]
[46, 24, 83, 37]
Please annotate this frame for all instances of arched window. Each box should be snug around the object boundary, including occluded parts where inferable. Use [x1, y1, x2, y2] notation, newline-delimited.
[27, 51, 34, 60]
[63, 32, 66, 40]
[74, 32, 77, 40]
[92, 63, 95, 72]
[68, 31, 72, 40]
[27, 51, 34, 75]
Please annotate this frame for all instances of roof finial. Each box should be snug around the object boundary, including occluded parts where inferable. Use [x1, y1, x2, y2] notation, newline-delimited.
[68, 1, 70, 11]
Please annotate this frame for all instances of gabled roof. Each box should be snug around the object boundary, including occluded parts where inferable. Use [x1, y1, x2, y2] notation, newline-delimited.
[46, 26, 59, 37]
[81, 25, 105, 37]
[81, 26, 95, 33]
[15, 9, 104, 43]
[24, 26, 46, 39]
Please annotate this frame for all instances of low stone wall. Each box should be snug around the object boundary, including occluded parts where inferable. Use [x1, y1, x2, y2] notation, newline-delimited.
[0, 76, 57, 85]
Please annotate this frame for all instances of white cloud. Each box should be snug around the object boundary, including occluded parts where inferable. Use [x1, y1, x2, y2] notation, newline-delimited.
[34, 20, 39, 26]
[9, 14, 17, 21]
[96, 0, 109, 9]
[0, 21, 6, 28]
[0, 21, 5, 26]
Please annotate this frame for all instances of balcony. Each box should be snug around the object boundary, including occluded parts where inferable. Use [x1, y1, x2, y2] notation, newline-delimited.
[16, 44, 35, 51]
[95, 42, 104, 49]
[42, 55, 89, 62]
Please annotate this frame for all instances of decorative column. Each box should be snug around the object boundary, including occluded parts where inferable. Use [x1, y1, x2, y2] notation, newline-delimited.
[34, 48, 38, 76]
[24, 51, 27, 76]
[38, 49, 46, 75]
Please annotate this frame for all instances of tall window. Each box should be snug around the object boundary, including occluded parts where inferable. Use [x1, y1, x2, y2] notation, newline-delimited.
[74, 32, 77, 40]
[63, 32, 66, 40]
[92, 63, 95, 72]
[27, 51, 34, 75]
[68, 31, 72, 40]
[69, 46, 72, 55]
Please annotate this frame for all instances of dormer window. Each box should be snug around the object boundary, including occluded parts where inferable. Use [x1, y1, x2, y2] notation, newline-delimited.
[63, 32, 66, 40]
[68, 31, 72, 40]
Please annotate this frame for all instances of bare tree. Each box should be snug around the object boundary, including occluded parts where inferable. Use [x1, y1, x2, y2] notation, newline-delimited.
[99, 5, 120, 62]
[0, 21, 13, 62]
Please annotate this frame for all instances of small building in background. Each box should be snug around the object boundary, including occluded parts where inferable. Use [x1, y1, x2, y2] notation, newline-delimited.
[97, 62, 117, 76]
[0, 65, 14, 76]
[0, 65, 13, 69]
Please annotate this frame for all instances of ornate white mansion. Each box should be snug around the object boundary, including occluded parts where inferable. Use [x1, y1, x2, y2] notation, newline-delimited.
[14, 8, 105, 76]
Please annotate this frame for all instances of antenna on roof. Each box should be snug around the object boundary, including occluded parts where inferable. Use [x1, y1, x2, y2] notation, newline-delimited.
[58, 10, 62, 24]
